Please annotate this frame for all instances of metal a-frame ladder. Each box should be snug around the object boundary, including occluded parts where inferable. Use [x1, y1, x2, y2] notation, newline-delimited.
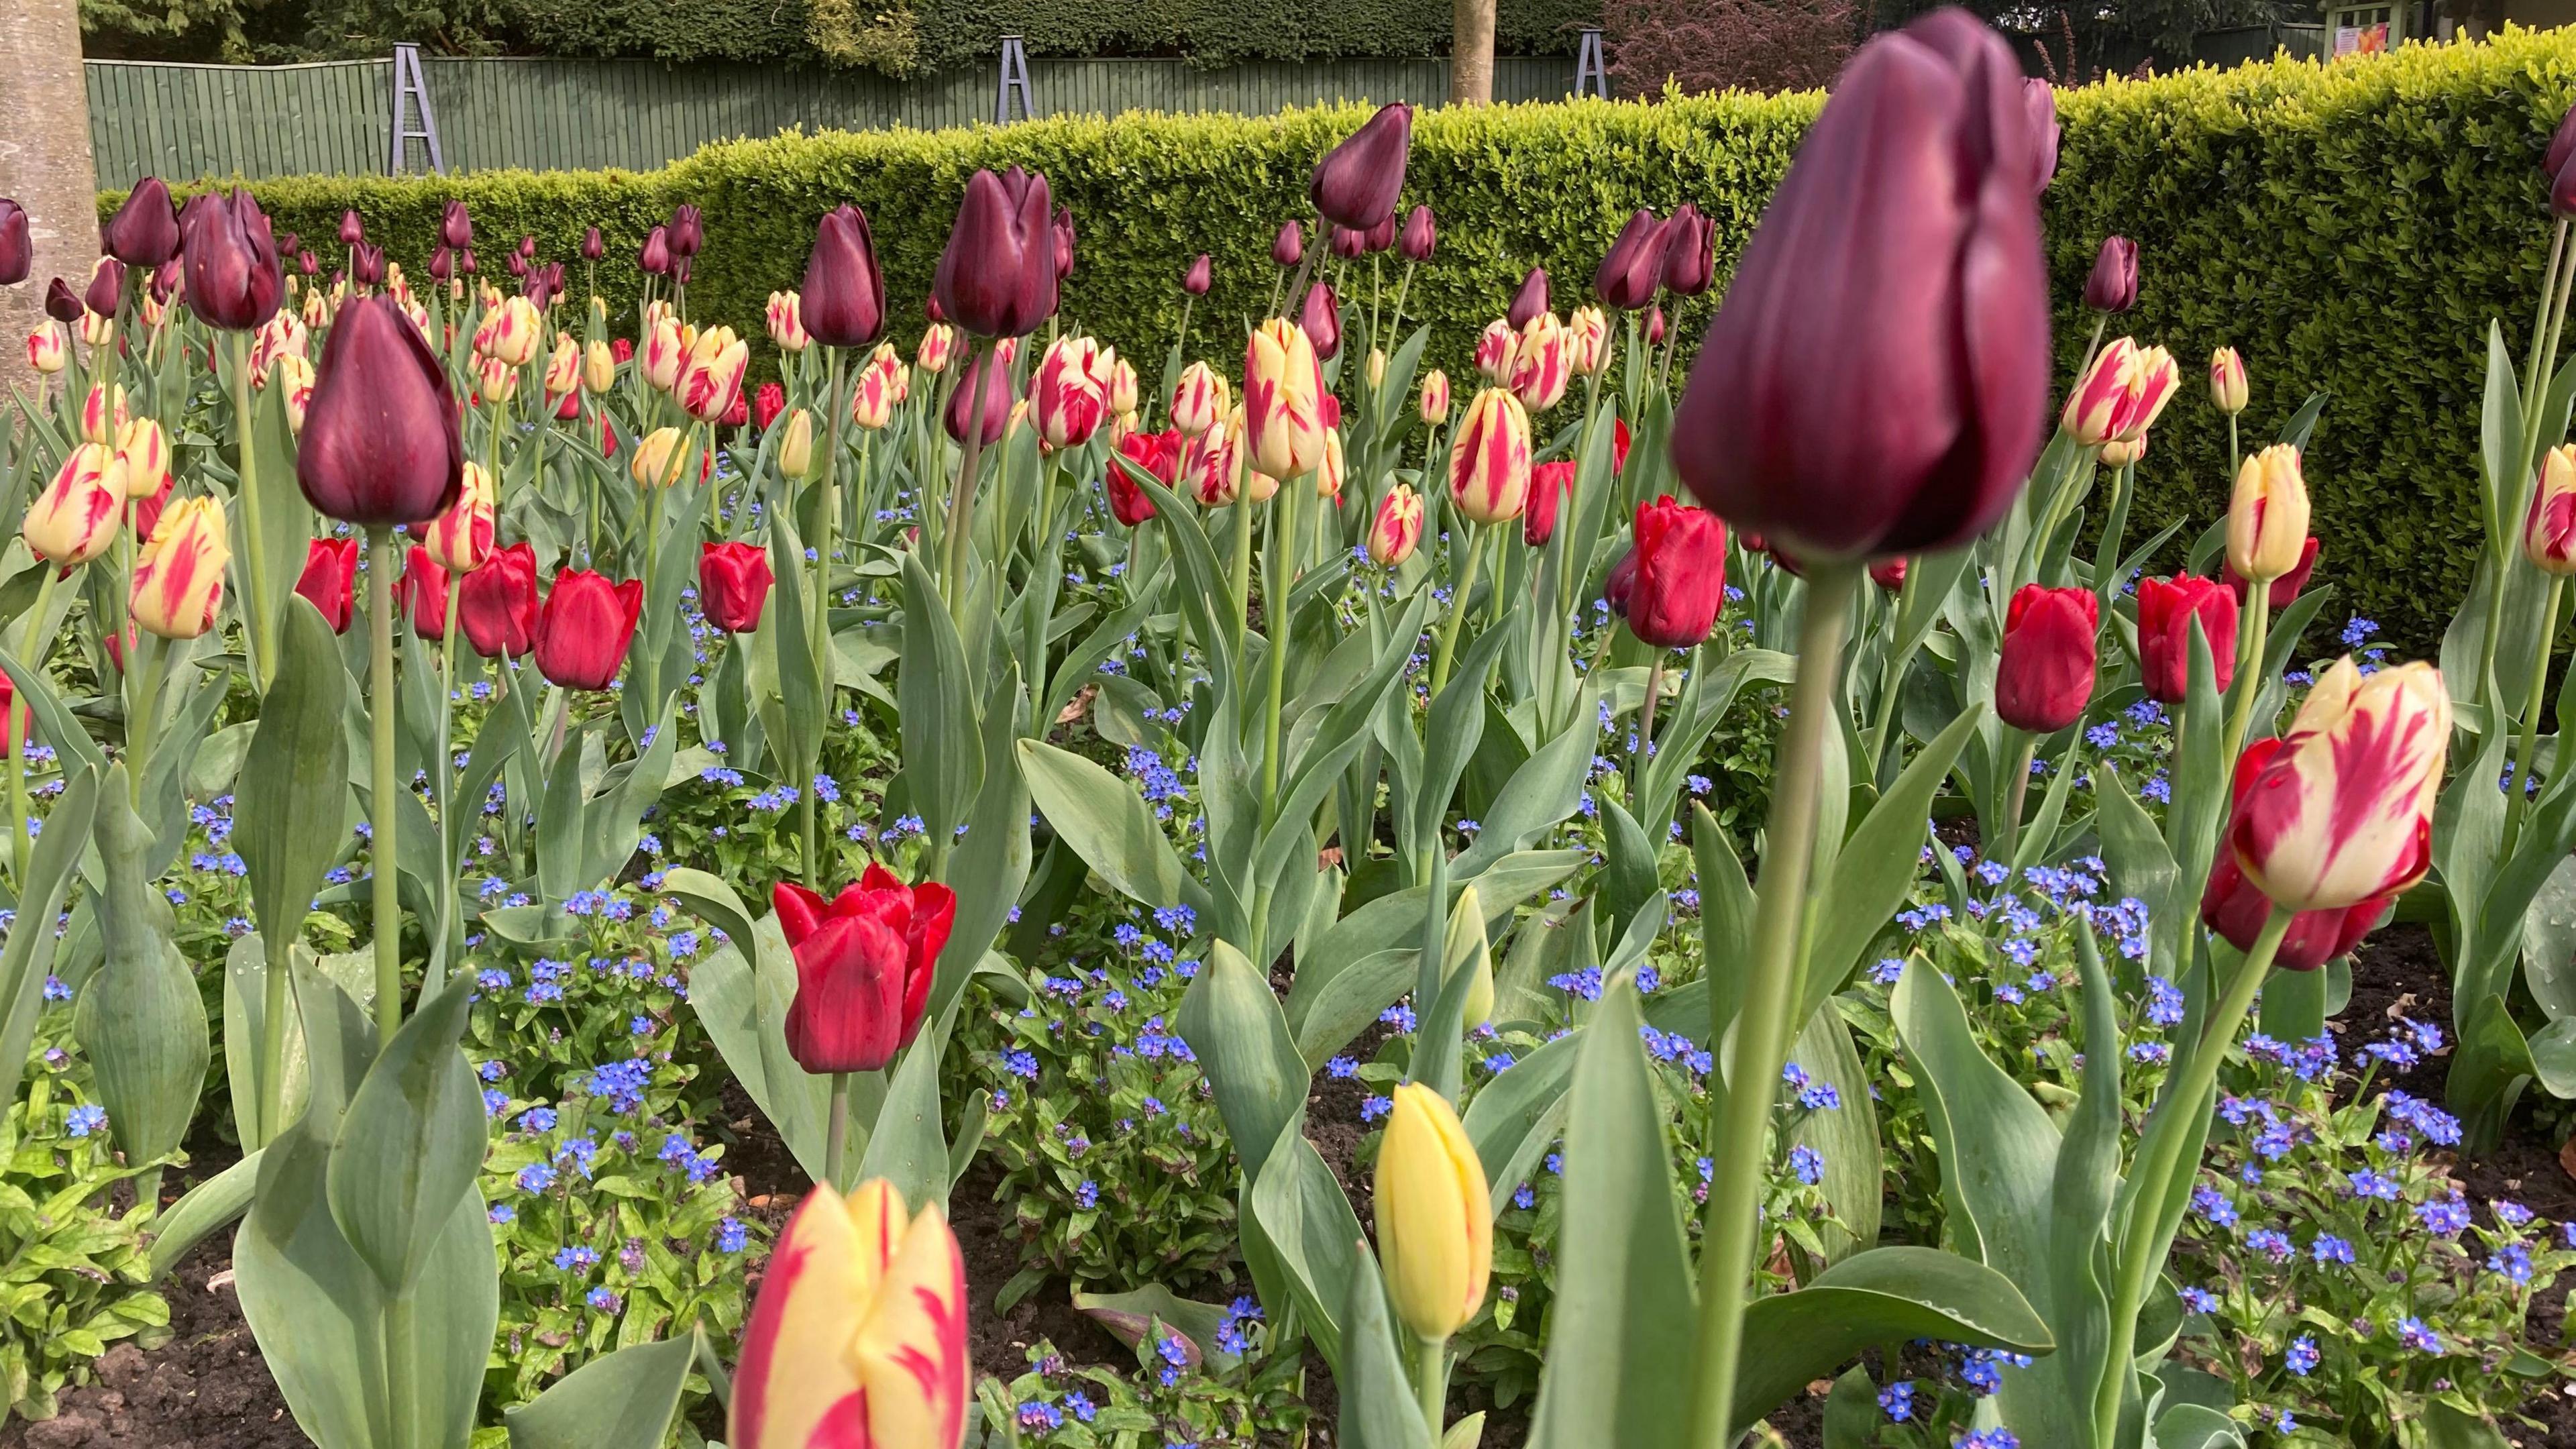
[388, 43, 447, 176]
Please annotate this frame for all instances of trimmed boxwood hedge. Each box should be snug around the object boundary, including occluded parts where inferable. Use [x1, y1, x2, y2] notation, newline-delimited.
[127, 27, 2576, 651]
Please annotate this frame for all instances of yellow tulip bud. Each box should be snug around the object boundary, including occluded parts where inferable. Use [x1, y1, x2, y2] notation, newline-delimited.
[2226, 443, 2310, 584]
[631, 426, 692, 489]
[1448, 388, 1533, 526]
[779, 409, 818, 481]
[1243, 317, 1325, 480]
[584, 339, 616, 394]
[1375, 1083, 1491, 1342]
[2210, 346, 2248, 415]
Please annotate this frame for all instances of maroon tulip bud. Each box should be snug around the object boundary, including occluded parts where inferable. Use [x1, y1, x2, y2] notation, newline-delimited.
[1182, 254, 1212, 296]
[932, 166, 1057, 339]
[439, 199, 473, 250]
[775, 867, 955, 1075]
[698, 541, 775, 634]
[1870, 556, 1909, 592]
[2553, 153, 2576, 221]
[1329, 225, 1366, 260]
[461, 541, 539, 658]
[1646, 306, 1666, 345]
[44, 278, 79, 323]
[2024, 78, 2059, 195]
[459, 248, 477, 275]
[674, 258, 692, 287]
[1309, 102, 1412, 231]
[2551, 105, 2576, 184]
[84, 258, 126, 319]
[924, 293, 946, 325]
[517, 233, 537, 260]
[943, 348, 1014, 445]
[299, 250, 319, 276]
[1299, 281, 1341, 361]
[2223, 535, 2320, 610]
[1661, 203, 1713, 297]
[639, 227, 670, 276]
[293, 537, 361, 634]
[2137, 574, 2238, 704]
[523, 268, 553, 311]
[153, 262, 182, 301]
[276, 231, 300, 257]
[1594, 209, 1672, 311]
[1507, 267, 1549, 329]
[396, 546, 449, 638]
[581, 225, 605, 262]
[180, 189, 283, 332]
[1994, 584, 2097, 733]
[1052, 205, 1076, 282]
[0, 200, 30, 287]
[295, 294, 464, 527]
[803, 205, 885, 349]
[1673, 10, 2049, 561]
[337, 209, 364, 246]
[534, 570, 643, 691]
[1363, 213, 1397, 254]
[2084, 235, 2137, 312]
[2200, 737, 2393, 971]
[1604, 546, 1638, 618]
[104, 178, 180, 268]
[1272, 221, 1304, 268]
[667, 204, 704, 259]
[353, 243, 386, 287]
[1625, 496, 1729, 647]
[1399, 204, 1436, 263]
[505, 250, 529, 280]
[1525, 460, 1574, 547]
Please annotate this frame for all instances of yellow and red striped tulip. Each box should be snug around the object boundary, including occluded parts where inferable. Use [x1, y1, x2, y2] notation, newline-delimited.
[139, 292, 166, 330]
[1243, 317, 1325, 480]
[2061, 337, 2138, 444]
[1448, 386, 1533, 526]
[2227, 443, 2310, 584]
[765, 290, 809, 354]
[80, 383, 129, 445]
[1473, 319, 1517, 384]
[427, 461, 498, 574]
[2227, 657, 2447, 912]
[299, 284, 332, 332]
[631, 427, 692, 490]
[1419, 368, 1450, 425]
[2100, 433, 2147, 469]
[778, 409, 818, 482]
[583, 339, 616, 394]
[543, 332, 581, 399]
[641, 314, 687, 392]
[1510, 313, 1572, 413]
[274, 352, 315, 434]
[24, 445, 125, 564]
[2528, 445, 2576, 575]
[1315, 425, 1346, 500]
[853, 350, 902, 431]
[1032, 334, 1109, 450]
[916, 321, 956, 375]
[2114, 345, 2180, 441]
[676, 325, 750, 423]
[115, 418, 169, 500]
[1375, 1083, 1491, 1342]
[476, 354, 519, 404]
[79, 306, 113, 349]
[873, 343, 911, 403]
[129, 496, 229, 639]
[1567, 305, 1611, 378]
[250, 311, 308, 384]
[1106, 351, 1140, 417]
[476, 294, 543, 368]
[730, 1179, 970, 1449]
[1186, 407, 1244, 506]
[2210, 345, 2248, 415]
[1370, 484, 1424, 566]
[1171, 362, 1228, 438]
[24, 323, 65, 375]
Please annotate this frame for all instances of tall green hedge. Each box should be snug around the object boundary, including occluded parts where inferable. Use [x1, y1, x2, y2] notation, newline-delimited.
[129, 27, 2576, 651]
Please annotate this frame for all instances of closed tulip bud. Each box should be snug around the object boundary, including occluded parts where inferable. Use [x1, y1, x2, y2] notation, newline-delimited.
[2210, 346, 2247, 415]
[79, 383, 127, 445]
[0, 199, 28, 286]
[274, 352, 315, 433]
[1329, 225, 1366, 261]
[1106, 352, 1139, 417]
[534, 570, 643, 690]
[2023, 77, 2059, 193]
[85, 257, 127, 321]
[475, 354, 517, 403]
[2528, 445, 2576, 575]
[2228, 657, 2447, 912]
[249, 311, 309, 385]
[1364, 347, 1389, 392]
[730, 1178, 970, 1449]
[483, 294, 544, 368]
[933, 167, 1057, 338]
[583, 339, 616, 394]
[853, 351, 903, 430]
[2554, 154, 2576, 221]
[180, 189, 282, 331]
[301, 286, 331, 331]
[105, 178, 180, 268]
[1625, 496, 1729, 647]
[352, 242, 386, 288]
[631, 427, 692, 489]
[24, 323, 66, 375]
[439, 200, 473, 251]
[25, 445, 125, 564]
[2138, 574, 2239, 703]
[114, 418, 168, 500]
[1315, 426, 1346, 500]
[461, 541, 539, 657]
[1994, 584, 2098, 733]
[396, 547, 449, 638]
[1243, 318, 1326, 481]
[1505, 267, 1550, 330]
[1182, 253, 1212, 295]
[2224, 535, 2320, 610]
[425, 462, 497, 574]
[2062, 338, 2178, 447]
[1674, 11, 2049, 560]
[748, 381, 783, 433]
[129, 496, 228, 639]
[1032, 335, 1110, 449]
[1524, 460, 1572, 547]
[765, 290, 808, 353]
[916, 321, 955, 374]
[1509, 313, 1571, 413]
[1870, 556, 1909, 592]
[43, 278, 80, 325]
[676, 325, 749, 423]
[1365, 213, 1399, 254]
[1260, 223, 1299, 272]
[1050, 205, 1077, 282]
[2201, 736, 2397, 969]
[2099, 433, 2146, 469]
[942, 350, 1014, 446]
[292, 537, 361, 633]
[1375, 1083, 1491, 1342]
[639, 226, 669, 276]
[296, 297, 464, 527]
[2226, 443, 2310, 584]
[1449, 387, 1532, 525]
[1294, 280, 1340, 361]
[1370, 484, 1424, 566]
[2084, 235, 2138, 312]
[1401, 203, 1437, 262]
[1662, 203, 1715, 297]
[775, 866, 955, 1073]
[641, 315, 684, 391]
[1309, 102, 1412, 230]
[543, 334, 580, 398]
[803, 205, 887, 350]
[580, 225, 604, 262]
[1594, 209, 1673, 311]
[1418, 368, 1450, 425]
[1473, 319, 1516, 384]
[666, 205, 702, 260]
[1566, 307, 1611, 378]
[698, 541, 775, 633]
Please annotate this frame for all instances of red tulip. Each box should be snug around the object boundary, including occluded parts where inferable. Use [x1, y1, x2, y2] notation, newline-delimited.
[1613, 415, 1631, 474]
[1107, 429, 1181, 527]
[132, 477, 172, 547]
[1507, 268, 1549, 329]
[1869, 557, 1909, 592]
[610, 335, 634, 363]
[932, 167, 1057, 339]
[1625, 496, 1727, 647]
[397, 546, 450, 638]
[105, 178, 180, 268]
[2137, 574, 2238, 703]
[1309, 103, 1412, 231]
[751, 382, 785, 432]
[698, 541, 775, 634]
[1593, 209, 1672, 311]
[461, 541, 540, 659]
[293, 537, 360, 634]
[1525, 460, 1574, 547]
[802, 205, 886, 350]
[554, 388, 580, 421]
[1994, 584, 2098, 733]
[721, 392, 749, 429]
[533, 570, 642, 690]
[180, 189, 283, 331]
[2222, 536, 2320, 611]
[2200, 737, 2393, 971]
[296, 294, 464, 527]
[775, 864, 957, 1075]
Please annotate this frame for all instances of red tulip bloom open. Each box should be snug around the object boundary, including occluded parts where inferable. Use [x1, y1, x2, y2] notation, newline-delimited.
[777, 865, 959, 1183]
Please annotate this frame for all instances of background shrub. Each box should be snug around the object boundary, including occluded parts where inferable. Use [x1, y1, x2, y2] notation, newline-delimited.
[139, 28, 2576, 651]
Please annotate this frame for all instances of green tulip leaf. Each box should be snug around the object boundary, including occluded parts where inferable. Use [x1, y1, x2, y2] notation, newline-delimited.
[503, 1329, 699, 1449]
[325, 976, 485, 1293]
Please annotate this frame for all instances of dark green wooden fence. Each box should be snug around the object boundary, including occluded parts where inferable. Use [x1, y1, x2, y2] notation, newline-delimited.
[87, 54, 1577, 186]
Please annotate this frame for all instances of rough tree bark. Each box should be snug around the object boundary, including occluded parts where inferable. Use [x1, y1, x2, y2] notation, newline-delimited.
[1451, 0, 1496, 104]
[0, 0, 98, 396]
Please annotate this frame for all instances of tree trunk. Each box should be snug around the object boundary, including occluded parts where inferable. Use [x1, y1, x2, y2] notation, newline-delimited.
[1451, 0, 1495, 105]
[0, 0, 97, 396]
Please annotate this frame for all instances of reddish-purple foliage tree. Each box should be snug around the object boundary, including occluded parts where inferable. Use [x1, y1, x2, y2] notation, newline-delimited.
[1603, 0, 1859, 98]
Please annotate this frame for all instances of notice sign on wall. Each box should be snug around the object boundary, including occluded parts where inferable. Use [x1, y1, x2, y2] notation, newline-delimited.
[2334, 20, 2390, 56]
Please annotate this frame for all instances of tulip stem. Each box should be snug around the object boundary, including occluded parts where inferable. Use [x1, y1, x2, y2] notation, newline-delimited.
[1684, 561, 1856, 1449]
[2504, 574, 2567, 855]
[2223, 592, 2272, 765]
[1634, 653, 1665, 772]
[367, 525, 404, 1050]
[1426, 524, 1488, 706]
[2486, 228, 2576, 706]
[127, 634, 168, 808]
[1261, 476, 1305, 831]
[2092, 903, 2292, 1449]
[943, 342, 998, 614]
[11, 565, 60, 885]
[229, 331, 278, 692]
[1995, 729, 2035, 867]
[824, 1071, 851, 1191]
[2225, 415, 2240, 483]
[1414, 1333, 1449, 1440]
[437, 576, 464, 987]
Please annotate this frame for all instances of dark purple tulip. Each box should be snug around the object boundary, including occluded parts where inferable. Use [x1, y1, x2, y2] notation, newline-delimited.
[506, 250, 529, 280]
[338, 209, 364, 246]
[1052, 205, 1076, 282]
[104, 178, 180, 268]
[83, 258, 125, 318]
[943, 348, 1014, 445]
[1672, 9, 2050, 561]
[460, 248, 477, 276]
[1662, 203, 1714, 297]
[429, 244, 450, 282]
[1330, 225, 1366, 260]
[803, 205, 886, 350]
[180, 189, 282, 331]
[1593, 209, 1672, 311]
[674, 258, 692, 288]
[353, 243, 386, 287]
[2084, 235, 2137, 312]
[153, 262, 182, 301]
[297, 294, 464, 527]
[667, 205, 704, 259]
[518, 233, 537, 260]
[931, 166, 1057, 339]
[1363, 213, 1397, 253]
[2551, 105, 2576, 183]
[1309, 103, 1411, 231]
[0, 199, 32, 286]
[926, 293, 946, 324]
[1399, 204, 1436, 263]
[1183, 254, 1212, 296]
[638, 227, 669, 276]
[1507, 267, 1549, 329]
[525, 265, 557, 310]
[2555, 154, 2576, 220]
[1299, 281, 1341, 361]
[299, 250, 318, 276]
[43, 278, 79, 323]
[1646, 305, 1666, 346]
[440, 200, 473, 250]
[581, 226, 605, 262]
[1272, 221, 1303, 268]
[2023, 78, 2059, 195]
[276, 231, 300, 257]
